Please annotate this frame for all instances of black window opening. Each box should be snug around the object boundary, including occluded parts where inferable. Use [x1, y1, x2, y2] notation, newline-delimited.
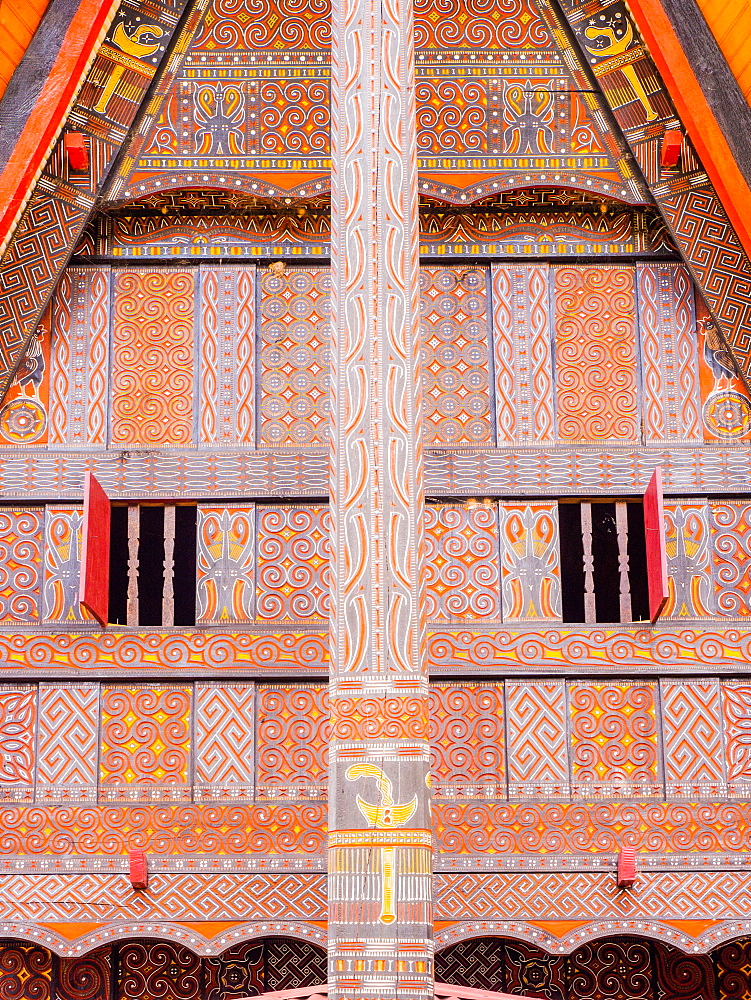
[559, 500, 649, 624]
[108, 504, 197, 627]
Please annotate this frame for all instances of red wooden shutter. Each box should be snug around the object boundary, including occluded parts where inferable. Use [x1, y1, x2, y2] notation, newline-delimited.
[644, 466, 668, 622]
[79, 471, 110, 626]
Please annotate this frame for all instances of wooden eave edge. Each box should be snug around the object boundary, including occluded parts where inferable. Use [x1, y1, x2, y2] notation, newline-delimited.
[625, 0, 751, 263]
[0, 0, 120, 255]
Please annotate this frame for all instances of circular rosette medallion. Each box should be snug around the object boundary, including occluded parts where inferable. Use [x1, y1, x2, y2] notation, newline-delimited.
[703, 390, 751, 439]
[0, 397, 47, 443]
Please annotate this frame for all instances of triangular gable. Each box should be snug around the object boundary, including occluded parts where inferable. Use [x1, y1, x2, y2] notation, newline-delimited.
[104, 0, 646, 205]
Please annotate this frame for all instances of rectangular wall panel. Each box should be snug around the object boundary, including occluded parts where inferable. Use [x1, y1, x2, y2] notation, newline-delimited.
[255, 505, 330, 621]
[506, 680, 569, 798]
[492, 262, 554, 443]
[663, 500, 714, 618]
[710, 500, 751, 616]
[49, 267, 110, 446]
[661, 679, 725, 798]
[553, 265, 638, 441]
[722, 681, 751, 798]
[569, 681, 661, 798]
[430, 682, 505, 798]
[198, 265, 255, 446]
[99, 685, 192, 802]
[194, 683, 255, 801]
[421, 265, 493, 445]
[637, 262, 701, 442]
[43, 505, 91, 624]
[256, 684, 329, 799]
[424, 502, 501, 621]
[196, 506, 255, 623]
[498, 501, 562, 621]
[0, 685, 36, 802]
[0, 507, 43, 623]
[111, 269, 196, 446]
[258, 267, 331, 447]
[36, 683, 99, 802]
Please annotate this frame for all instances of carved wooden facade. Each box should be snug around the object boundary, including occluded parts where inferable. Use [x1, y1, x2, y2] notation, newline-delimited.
[1, 0, 751, 996]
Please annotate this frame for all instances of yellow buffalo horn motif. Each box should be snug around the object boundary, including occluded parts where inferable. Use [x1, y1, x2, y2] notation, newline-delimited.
[112, 21, 164, 57]
[346, 763, 417, 829]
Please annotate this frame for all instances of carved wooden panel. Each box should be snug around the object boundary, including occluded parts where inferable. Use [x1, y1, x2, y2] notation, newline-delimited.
[435, 937, 507, 992]
[430, 682, 505, 798]
[196, 506, 255, 623]
[553, 265, 638, 441]
[710, 501, 751, 616]
[569, 681, 660, 798]
[424, 502, 501, 621]
[36, 683, 99, 803]
[715, 938, 751, 1000]
[256, 683, 329, 799]
[0, 942, 52, 1000]
[504, 941, 567, 1000]
[259, 267, 331, 447]
[498, 501, 562, 621]
[255, 505, 330, 622]
[0, 685, 36, 802]
[42, 505, 91, 624]
[194, 682, 255, 801]
[99, 686, 192, 802]
[663, 500, 714, 618]
[49, 267, 110, 446]
[0, 305, 52, 447]
[198, 265, 255, 446]
[205, 941, 264, 1000]
[506, 679, 569, 798]
[111, 269, 196, 446]
[420, 265, 492, 445]
[722, 681, 751, 798]
[637, 263, 701, 443]
[653, 944, 717, 1000]
[264, 939, 327, 992]
[58, 948, 111, 1000]
[661, 679, 725, 798]
[492, 262, 554, 443]
[697, 293, 751, 443]
[0, 507, 43, 623]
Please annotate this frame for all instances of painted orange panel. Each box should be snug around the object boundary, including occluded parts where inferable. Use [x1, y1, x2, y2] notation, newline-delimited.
[111, 269, 195, 446]
[553, 265, 638, 441]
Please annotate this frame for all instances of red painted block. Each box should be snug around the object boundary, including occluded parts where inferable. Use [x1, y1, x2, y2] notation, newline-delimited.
[64, 132, 88, 172]
[79, 471, 110, 626]
[661, 128, 683, 168]
[644, 466, 669, 622]
[617, 846, 637, 888]
[128, 850, 148, 889]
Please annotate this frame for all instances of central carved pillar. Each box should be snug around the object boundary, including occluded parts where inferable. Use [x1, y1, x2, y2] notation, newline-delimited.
[327, 0, 432, 993]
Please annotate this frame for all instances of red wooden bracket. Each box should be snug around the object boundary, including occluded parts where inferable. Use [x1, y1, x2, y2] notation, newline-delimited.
[64, 132, 89, 172]
[79, 471, 110, 626]
[644, 466, 669, 622]
[128, 850, 148, 889]
[661, 128, 683, 169]
[617, 847, 637, 888]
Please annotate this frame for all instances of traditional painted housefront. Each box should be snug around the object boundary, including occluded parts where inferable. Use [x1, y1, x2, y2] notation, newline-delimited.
[0, 0, 750, 998]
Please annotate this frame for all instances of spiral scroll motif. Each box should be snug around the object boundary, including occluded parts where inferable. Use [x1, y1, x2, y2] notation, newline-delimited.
[111, 270, 196, 446]
[0, 509, 42, 623]
[553, 265, 638, 442]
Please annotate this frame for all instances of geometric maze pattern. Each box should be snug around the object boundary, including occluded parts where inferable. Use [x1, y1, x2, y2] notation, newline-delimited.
[2, 677, 751, 805]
